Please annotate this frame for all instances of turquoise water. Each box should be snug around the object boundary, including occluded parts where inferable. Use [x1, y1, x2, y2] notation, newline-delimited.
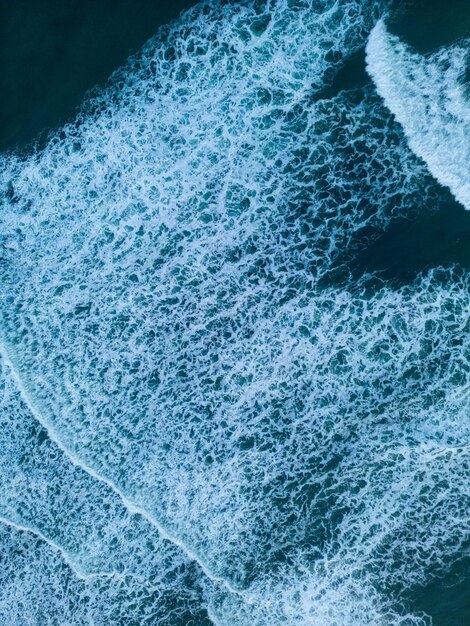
[0, 1, 469, 624]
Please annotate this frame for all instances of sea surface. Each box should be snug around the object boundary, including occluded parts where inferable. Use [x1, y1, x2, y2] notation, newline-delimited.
[0, 1, 469, 624]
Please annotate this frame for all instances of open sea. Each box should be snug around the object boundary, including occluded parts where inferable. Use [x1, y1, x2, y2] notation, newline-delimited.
[0, 1, 469, 624]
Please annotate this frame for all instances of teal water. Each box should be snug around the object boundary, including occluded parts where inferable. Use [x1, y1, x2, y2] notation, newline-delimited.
[0, 1, 469, 625]
[0, 0, 197, 152]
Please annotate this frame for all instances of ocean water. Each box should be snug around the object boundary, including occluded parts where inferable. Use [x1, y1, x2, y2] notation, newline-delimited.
[0, 1, 469, 625]
[0, 0, 198, 152]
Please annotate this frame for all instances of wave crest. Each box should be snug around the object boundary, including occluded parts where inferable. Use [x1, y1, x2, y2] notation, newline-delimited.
[366, 19, 470, 210]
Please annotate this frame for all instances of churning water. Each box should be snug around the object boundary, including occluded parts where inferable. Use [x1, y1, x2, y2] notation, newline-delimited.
[0, 1, 469, 624]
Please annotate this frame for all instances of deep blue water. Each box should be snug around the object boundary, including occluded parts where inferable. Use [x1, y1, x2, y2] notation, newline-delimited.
[0, 1, 469, 624]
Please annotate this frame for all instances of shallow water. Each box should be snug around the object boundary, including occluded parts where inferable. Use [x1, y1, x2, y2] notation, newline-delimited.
[0, 1, 469, 624]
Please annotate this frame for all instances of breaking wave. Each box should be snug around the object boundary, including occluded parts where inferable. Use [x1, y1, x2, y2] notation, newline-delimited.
[366, 19, 470, 210]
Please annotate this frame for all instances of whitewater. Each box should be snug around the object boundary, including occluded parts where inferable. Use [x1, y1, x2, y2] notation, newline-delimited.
[0, 1, 469, 624]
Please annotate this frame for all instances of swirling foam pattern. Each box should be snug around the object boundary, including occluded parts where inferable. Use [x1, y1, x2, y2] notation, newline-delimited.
[0, 358, 212, 624]
[0, 523, 208, 625]
[0, 0, 469, 624]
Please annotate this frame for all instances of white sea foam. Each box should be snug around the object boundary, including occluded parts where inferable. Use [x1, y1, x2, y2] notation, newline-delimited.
[0, 357, 214, 624]
[0, 522, 212, 625]
[0, 0, 406, 591]
[206, 266, 470, 625]
[0, 80, 431, 590]
[366, 19, 470, 210]
[1, 0, 469, 624]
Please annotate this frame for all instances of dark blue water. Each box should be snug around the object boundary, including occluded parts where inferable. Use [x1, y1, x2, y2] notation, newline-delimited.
[0, 0, 198, 151]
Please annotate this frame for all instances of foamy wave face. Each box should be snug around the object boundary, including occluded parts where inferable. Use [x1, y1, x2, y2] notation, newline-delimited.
[0, 0, 405, 589]
[1, 0, 469, 624]
[366, 19, 470, 210]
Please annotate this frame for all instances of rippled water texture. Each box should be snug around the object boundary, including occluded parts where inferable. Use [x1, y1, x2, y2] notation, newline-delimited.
[0, 1, 469, 624]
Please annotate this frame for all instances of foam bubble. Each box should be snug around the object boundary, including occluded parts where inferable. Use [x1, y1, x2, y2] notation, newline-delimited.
[366, 19, 470, 210]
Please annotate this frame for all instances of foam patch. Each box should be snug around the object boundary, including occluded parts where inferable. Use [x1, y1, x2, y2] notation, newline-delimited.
[0, 0, 406, 590]
[0, 357, 212, 623]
